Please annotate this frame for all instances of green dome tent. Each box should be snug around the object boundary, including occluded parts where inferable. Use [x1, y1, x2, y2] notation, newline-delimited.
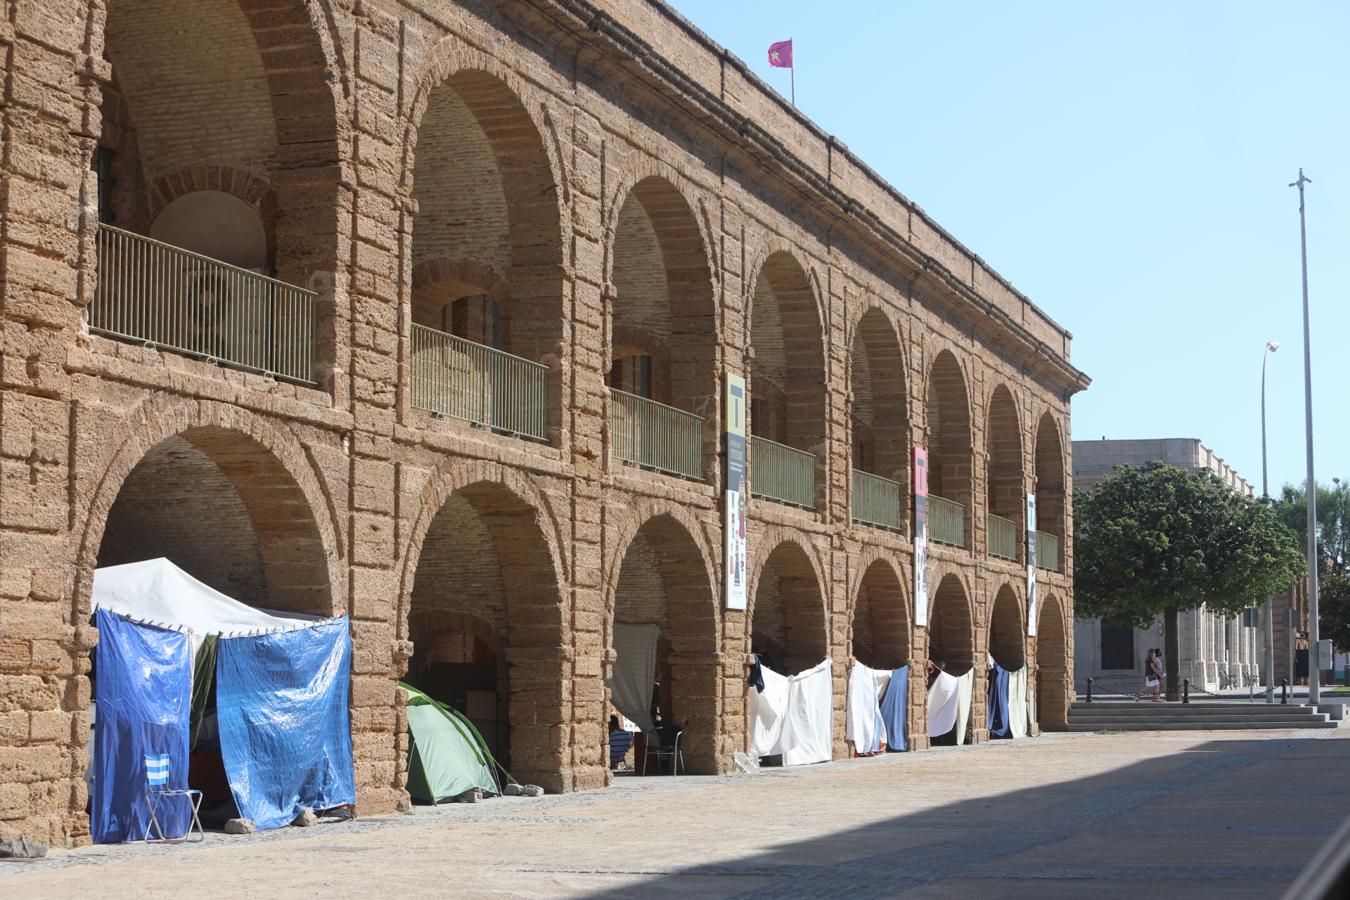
[400, 683, 500, 803]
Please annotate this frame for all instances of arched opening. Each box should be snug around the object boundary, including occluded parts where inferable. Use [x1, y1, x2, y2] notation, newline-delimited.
[1037, 594, 1071, 730]
[749, 253, 826, 509]
[926, 351, 973, 548]
[985, 385, 1023, 562]
[607, 178, 717, 480]
[1034, 414, 1067, 572]
[408, 71, 564, 441]
[609, 517, 719, 773]
[404, 483, 565, 789]
[929, 574, 975, 675]
[850, 309, 909, 531]
[93, 0, 340, 383]
[751, 542, 828, 675]
[852, 560, 910, 670]
[988, 584, 1026, 670]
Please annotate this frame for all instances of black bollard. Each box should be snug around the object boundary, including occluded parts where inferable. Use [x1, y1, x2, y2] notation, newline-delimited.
[1183, 678, 1190, 704]
[1281, 678, 1288, 705]
[1086, 677, 1093, 703]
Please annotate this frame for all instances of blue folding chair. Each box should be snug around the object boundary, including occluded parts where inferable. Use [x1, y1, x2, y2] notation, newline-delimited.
[143, 753, 204, 843]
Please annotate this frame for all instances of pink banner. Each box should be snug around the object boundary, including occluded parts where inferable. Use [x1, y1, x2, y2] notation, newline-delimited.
[768, 39, 793, 69]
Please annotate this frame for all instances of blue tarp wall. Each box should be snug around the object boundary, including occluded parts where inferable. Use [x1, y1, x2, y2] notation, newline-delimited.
[880, 664, 909, 752]
[91, 609, 192, 844]
[217, 619, 356, 830]
[987, 664, 1011, 738]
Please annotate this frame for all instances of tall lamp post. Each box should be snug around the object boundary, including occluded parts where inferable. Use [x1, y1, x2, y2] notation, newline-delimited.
[1262, 340, 1279, 703]
[1291, 168, 1320, 708]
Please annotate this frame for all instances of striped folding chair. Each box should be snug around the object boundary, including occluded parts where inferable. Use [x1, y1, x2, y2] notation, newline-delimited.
[143, 753, 204, 843]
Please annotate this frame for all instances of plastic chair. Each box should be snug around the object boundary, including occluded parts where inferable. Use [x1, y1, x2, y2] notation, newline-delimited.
[143, 753, 204, 843]
[640, 725, 684, 776]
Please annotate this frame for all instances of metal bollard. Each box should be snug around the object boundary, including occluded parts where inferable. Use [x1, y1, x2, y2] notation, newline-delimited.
[1086, 677, 1093, 703]
[1183, 678, 1190, 704]
[1281, 678, 1288, 705]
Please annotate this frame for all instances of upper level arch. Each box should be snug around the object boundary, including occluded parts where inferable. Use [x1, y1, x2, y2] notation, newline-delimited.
[925, 349, 973, 549]
[985, 383, 1024, 561]
[1034, 412, 1068, 571]
[849, 306, 909, 531]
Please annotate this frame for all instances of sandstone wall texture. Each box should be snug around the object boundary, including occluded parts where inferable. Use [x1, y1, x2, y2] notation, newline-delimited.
[0, 0, 1086, 845]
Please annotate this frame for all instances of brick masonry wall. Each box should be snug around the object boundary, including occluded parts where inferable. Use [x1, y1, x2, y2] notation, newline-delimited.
[0, 0, 1082, 845]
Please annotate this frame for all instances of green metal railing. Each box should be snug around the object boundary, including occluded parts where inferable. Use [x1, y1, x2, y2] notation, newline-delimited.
[928, 495, 966, 548]
[852, 469, 902, 530]
[988, 513, 1019, 561]
[91, 223, 317, 384]
[411, 323, 549, 441]
[610, 389, 704, 480]
[1036, 531, 1062, 572]
[751, 436, 816, 509]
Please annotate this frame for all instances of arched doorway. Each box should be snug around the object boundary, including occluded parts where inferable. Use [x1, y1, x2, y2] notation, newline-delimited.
[606, 177, 718, 479]
[608, 516, 720, 773]
[850, 309, 909, 531]
[408, 70, 564, 440]
[751, 541, 829, 674]
[926, 351, 973, 548]
[1037, 594, 1071, 731]
[929, 574, 975, 675]
[749, 253, 826, 509]
[853, 559, 910, 670]
[403, 482, 566, 791]
[1034, 413, 1067, 572]
[985, 385, 1023, 562]
[988, 584, 1026, 671]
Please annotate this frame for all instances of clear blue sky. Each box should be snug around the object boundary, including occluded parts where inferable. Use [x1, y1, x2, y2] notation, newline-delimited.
[668, 0, 1350, 494]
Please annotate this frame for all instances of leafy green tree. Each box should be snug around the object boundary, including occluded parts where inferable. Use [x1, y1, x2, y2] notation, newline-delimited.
[1075, 461, 1306, 698]
[1271, 481, 1350, 576]
[1320, 575, 1350, 653]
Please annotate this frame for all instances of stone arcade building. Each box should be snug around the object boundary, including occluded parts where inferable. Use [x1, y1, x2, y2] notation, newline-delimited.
[0, 0, 1088, 844]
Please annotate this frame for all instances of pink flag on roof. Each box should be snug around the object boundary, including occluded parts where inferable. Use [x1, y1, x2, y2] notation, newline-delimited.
[768, 39, 793, 69]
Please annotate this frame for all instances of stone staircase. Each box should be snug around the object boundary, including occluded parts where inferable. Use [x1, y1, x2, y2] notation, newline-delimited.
[1068, 700, 1339, 732]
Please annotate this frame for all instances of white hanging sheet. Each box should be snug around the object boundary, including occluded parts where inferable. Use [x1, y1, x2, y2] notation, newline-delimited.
[750, 659, 833, 765]
[1008, 665, 1029, 739]
[845, 661, 887, 754]
[926, 671, 960, 737]
[955, 669, 974, 745]
[610, 622, 659, 733]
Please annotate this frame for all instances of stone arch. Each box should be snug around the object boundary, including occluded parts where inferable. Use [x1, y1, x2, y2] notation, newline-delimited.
[1037, 592, 1071, 730]
[74, 398, 345, 620]
[988, 582, 1026, 670]
[748, 538, 830, 674]
[405, 65, 565, 375]
[398, 471, 569, 792]
[607, 512, 721, 773]
[850, 305, 909, 528]
[748, 250, 828, 507]
[929, 573, 976, 675]
[926, 349, 973, 547]
[985, 383, 1024, 559]
[852, 557, 910, 670]
[1034, 412, 1068, 568]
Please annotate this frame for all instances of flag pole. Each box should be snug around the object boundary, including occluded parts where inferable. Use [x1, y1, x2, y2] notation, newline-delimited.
[790, 64, 795, 107]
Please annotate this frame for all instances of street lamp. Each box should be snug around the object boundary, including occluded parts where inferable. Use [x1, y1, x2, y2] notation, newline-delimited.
[1262, 340, 1279, 703]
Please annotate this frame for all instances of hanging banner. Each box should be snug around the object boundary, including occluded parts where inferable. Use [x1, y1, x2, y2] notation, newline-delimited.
[724, 373, 748, 610]
[1026, 491, 1038, 637]
[913, 448, 929, 627]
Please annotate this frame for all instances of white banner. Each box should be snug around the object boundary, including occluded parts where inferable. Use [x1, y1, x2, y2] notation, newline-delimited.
[1026, 491, 1038, 637]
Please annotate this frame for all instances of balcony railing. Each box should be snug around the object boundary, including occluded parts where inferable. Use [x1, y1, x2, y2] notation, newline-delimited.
[751, 436, 816, 509]
[1035, 531, 1062, 572]
[610, 390, 704, 480]
[852, 470, 902, 531]
[91, 224, 317, 384]
[928, 495, 966, 548]
[988, 513, 1019, 561]
[411, 323, 549, 441]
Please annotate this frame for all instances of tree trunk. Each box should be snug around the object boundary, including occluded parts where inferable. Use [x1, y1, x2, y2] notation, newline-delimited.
[1165, 606, 1181, 701]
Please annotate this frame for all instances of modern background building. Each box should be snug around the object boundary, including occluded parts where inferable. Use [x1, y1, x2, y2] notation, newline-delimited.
[0, 0, 1087, 845]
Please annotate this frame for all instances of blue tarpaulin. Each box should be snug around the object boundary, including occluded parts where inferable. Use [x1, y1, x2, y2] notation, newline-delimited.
[987, 664, 1011, 738]
[217, 619, 356, 830]
[91, 609, 192, 843]
[880, 665, 909, 752]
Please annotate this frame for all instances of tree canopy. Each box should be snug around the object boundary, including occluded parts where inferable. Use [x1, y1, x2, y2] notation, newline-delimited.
[1075, 461, 1306, 628]
[1271, 481, 1349, 577]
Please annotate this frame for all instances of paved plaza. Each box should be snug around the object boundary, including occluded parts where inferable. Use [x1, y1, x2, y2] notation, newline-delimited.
[4, 729, 1345, 898]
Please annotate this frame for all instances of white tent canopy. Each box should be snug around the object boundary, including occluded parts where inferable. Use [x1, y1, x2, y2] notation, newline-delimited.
[92, 558, 321, 638]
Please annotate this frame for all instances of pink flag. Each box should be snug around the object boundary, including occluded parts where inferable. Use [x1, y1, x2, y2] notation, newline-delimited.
[768, 39, 793, 69]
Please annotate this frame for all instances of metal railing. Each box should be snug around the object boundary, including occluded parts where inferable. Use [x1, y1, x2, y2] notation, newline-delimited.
[928, 495, 966, 548]
[751, 436, 816, 509]
[1036, 531, 1062, 572]
[609, 389, 704, 480]
[852, 469, 902, 530]
[91, 223, 317, 384]
[411, 323, 549, 441]
[988, 513, 1019, 561]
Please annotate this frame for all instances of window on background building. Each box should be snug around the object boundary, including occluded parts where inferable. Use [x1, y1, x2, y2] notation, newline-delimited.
[1100, 619, 1135, 670]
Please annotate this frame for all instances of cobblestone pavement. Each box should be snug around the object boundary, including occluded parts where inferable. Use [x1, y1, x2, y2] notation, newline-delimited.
[4, 729, 1346, 898]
